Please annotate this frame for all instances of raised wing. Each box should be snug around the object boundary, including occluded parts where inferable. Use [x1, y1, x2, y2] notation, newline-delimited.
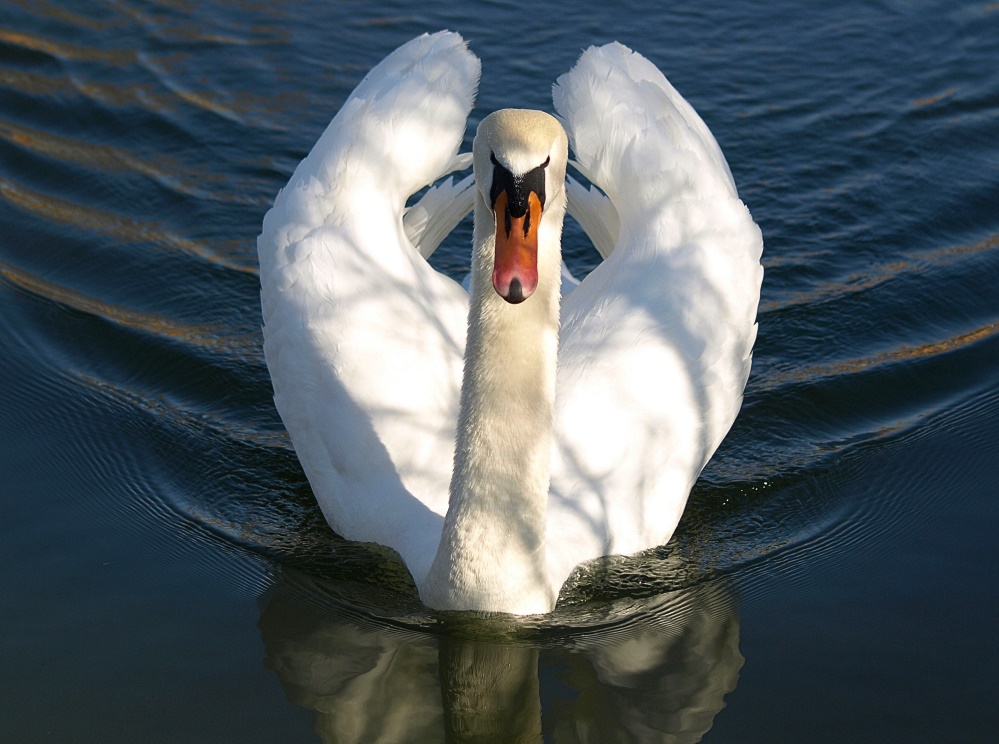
[258, 32, 479, 579]
[547, 43, 764, 587]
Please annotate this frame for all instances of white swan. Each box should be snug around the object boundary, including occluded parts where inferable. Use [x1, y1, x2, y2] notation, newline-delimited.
[258, 31, 763, 615]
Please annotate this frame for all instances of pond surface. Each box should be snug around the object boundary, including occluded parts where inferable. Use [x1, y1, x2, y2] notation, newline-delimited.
[1, 0, 997, 741]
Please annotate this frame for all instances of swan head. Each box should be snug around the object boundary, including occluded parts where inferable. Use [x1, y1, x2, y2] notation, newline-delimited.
[473, 109, 568, 304]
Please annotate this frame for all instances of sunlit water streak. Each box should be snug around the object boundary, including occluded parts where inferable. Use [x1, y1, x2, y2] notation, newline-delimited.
[2, 0, 995, 632]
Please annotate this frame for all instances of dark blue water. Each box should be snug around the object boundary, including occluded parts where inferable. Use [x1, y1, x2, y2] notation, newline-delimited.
[2, 0, 997, 741]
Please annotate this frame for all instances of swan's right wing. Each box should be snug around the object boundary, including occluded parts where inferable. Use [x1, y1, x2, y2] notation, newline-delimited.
[547, 43, 764, 588]
[258, 32, 479, 579]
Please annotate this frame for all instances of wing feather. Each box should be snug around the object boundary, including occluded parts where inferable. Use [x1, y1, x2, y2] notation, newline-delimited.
[547, 43, 764, 588]
[258, 32, 480, 580]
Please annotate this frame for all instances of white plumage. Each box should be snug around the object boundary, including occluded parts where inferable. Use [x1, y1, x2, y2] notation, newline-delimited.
[258, 31, 763, 615]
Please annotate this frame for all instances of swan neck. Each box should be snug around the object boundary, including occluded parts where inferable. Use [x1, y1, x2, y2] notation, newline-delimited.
[423, 195, 564, 614]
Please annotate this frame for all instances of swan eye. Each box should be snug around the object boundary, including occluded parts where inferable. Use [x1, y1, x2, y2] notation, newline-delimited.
[541, 156, 550, 169]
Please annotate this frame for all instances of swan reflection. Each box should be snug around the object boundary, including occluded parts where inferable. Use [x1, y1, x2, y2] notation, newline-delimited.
[259, 574, 742, 742]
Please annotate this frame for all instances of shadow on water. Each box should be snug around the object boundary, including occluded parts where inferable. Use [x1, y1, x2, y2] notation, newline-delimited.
[258, 570, 742, 743]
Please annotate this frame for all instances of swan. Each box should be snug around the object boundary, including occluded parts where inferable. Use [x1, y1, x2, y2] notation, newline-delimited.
[258, 31, 763, 615]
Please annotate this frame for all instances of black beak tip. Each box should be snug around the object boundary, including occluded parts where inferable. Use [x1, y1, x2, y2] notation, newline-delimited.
[504, 278, 526, 304]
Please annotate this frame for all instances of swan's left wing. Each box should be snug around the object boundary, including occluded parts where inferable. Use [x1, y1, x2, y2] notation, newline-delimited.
[259, 32, 479, 579]
[547, 43, 764, 587]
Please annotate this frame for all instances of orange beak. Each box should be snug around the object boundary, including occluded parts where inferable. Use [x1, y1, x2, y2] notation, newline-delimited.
[492, 190, 543, 304]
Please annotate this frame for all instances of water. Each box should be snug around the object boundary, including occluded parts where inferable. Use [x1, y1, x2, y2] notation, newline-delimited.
[1, 0, 997, 741]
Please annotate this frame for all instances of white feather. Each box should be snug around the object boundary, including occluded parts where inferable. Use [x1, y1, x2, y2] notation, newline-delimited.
[259, 32, 478, 581]
[547, 42, 763, 589]
[258, 32, 763, 613]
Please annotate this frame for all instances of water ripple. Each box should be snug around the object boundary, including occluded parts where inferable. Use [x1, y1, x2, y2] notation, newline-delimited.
[2, 0, 997, 637]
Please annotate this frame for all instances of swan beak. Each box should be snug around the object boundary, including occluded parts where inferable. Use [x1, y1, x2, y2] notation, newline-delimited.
[492, 190, 543, 304]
